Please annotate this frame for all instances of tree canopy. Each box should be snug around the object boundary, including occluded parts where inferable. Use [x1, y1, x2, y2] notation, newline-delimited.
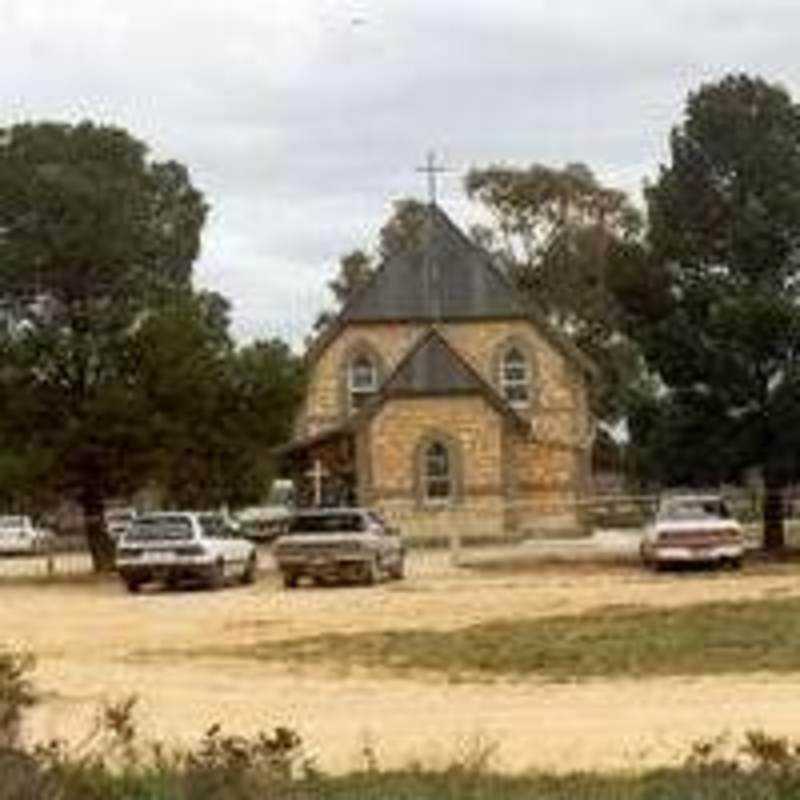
[624, 74, 800, 548]
[465, 162, 647, 422]
[0, 121, 303, 568]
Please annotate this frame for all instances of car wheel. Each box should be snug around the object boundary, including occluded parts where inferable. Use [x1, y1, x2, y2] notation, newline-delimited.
[240, 553, 257, 585]
[208, 559, 226, 590]
[728, 557, 742, 571]
[283, 572, 298, 589]
[124, 578, 142, 594]
[362, 557, 380, 586]
[389, 556, 405, 580]
[165, 573, 180, 591]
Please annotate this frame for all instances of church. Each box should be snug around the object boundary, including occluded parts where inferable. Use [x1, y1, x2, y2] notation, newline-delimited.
[278, 202, 596, 538]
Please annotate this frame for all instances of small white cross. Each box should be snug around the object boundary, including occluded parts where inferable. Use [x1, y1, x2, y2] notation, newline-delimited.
[305, 459, 329, 507]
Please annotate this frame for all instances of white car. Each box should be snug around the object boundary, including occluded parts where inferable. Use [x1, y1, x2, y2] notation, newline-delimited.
[640, 494, 744, 569]
[115, 511, 257, 592]
[0, 515, 52, 555]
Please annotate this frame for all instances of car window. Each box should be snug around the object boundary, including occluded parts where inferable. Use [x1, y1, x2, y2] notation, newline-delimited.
[659, 498, 729, 521]
[0, 516, 25, 529]
[127, 516, 194, 541]
[289, 514, 365, 533]
[198, 515, 230, 538]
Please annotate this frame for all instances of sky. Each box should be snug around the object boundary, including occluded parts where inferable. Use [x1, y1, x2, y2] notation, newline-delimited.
[3, 0, 800, 346]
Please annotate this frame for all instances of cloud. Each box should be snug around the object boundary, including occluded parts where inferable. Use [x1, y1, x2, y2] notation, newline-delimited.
[3, 0, 800, 342]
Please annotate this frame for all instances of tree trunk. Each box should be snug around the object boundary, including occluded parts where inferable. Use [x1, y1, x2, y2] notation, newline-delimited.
[79, 485, 115, 572]
[763, 477, 786, 552]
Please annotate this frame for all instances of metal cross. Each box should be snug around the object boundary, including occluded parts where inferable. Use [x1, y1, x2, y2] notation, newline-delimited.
[416, 150, 449, 205]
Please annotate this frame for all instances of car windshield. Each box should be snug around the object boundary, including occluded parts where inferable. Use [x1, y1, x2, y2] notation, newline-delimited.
[198, 515, 231, 538]
[0, 516, 25, 530]
[106, 511, 133, 523]
[289, 513, 365, 533]
[267, 484, 294, 506]
[127, 516, 194, 541]
[659, 498, 730, 521]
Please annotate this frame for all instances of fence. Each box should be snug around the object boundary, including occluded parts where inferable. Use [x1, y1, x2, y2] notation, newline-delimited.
[0, 490, 788, 583]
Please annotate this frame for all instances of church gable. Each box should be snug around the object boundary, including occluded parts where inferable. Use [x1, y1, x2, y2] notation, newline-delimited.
[341, 204, 528, 323]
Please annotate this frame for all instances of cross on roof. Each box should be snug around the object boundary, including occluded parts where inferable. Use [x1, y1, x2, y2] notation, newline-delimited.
[416, 150, 449, 205]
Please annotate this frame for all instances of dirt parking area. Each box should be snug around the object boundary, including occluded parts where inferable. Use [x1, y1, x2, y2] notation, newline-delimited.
[5, 549, 800, 773]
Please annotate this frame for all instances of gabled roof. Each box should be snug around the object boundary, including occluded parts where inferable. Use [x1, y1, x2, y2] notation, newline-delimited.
[342, 204, 529, 322]
[276, 327, 529, 456]
[378, 327, 528, 429]
[307, 203, 596, 379]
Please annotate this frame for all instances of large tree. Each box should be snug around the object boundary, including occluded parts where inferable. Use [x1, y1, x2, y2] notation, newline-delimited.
[0, 121, 209, 568]
[632, 74, 800, 549]
[465, 162, 647, 422]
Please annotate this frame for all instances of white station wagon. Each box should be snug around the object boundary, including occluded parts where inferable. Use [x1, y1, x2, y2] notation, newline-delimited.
[115, 511, 257, 592]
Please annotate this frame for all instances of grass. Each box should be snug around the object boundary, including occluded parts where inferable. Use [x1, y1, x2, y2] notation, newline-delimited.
[189, 595, 800, 681]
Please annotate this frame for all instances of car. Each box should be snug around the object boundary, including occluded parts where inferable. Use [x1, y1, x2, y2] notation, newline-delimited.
[0, 515, 52, 555]
[104, 507, 136, 541]
[115, 511, 258, 593]
[272, 507, 405, 588]
[640, 493, 744, 570]
[235, 480, 295, 543]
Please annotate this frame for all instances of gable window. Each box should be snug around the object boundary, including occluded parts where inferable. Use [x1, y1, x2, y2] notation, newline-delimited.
[501, 347, 530, 408]
[349, 354, 377, 410]
[424, 441, 452, 501]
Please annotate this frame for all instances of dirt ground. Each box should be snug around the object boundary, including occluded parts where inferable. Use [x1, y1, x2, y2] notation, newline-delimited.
[5, 549, 800, 774]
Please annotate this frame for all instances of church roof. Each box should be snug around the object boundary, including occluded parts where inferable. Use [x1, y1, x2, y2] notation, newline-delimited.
[308, 203, 595, 378]
[341, 204, 528, 322]
[379, 327, 528, 428]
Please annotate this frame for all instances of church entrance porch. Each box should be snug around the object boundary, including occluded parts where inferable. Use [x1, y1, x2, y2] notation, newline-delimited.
[278, 428, 357, 509]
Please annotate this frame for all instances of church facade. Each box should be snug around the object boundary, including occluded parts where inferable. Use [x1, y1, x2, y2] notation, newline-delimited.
[278, 204, 595, 537]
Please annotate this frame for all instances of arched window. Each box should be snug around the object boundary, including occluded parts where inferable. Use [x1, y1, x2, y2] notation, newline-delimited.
[424, 441, 452, 501]
[348, 354, 377, 410]
[501, 347, 530, 408]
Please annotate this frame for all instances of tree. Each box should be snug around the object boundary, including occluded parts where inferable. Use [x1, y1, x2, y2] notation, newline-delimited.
[313, 199, 429, 332]
[631, 74, 800, 550]
[0, 121, 207, 569]
[464, 162, 646, 422]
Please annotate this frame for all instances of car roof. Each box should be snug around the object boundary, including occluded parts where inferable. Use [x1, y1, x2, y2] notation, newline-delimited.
[293, 507, 369, 515]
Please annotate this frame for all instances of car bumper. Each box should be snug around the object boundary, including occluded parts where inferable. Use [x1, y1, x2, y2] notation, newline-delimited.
[276, 554, 371, 576]
[651, 545, 743, 562]
[116, 556, 217, 582]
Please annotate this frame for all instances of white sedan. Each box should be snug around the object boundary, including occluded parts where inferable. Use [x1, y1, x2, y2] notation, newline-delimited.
[640, 494, 744, 569]
[0, 516, 52, 555]
[115, 511, 257, 592]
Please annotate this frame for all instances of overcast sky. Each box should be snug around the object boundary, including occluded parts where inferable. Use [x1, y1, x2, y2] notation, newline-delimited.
[3, 0, 800, 345]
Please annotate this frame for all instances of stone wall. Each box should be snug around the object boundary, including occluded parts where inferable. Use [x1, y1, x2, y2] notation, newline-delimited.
[297, 318, 593, 537]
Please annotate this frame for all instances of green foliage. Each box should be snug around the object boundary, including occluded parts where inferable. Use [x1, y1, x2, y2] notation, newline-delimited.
[195, 595, 800, 682]
[0, 121, 304, 565]
[465, 162, 648, 422]
[625, 74, 800, 545]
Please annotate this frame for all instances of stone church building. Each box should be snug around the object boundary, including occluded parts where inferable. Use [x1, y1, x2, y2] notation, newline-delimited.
[279, 204, 595, 537]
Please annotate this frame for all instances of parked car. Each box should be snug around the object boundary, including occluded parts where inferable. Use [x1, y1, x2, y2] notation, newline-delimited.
[104, 507, 136, 541]
[640, 494, 744, 570]
[235, 480, 295, 543]
[115, 511, 257, 592]
[0, 515, 52, 555]
[272, 507, 405, 588]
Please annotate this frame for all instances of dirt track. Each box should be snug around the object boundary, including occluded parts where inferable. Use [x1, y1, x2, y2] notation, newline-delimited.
[5, 551, 800, 773]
